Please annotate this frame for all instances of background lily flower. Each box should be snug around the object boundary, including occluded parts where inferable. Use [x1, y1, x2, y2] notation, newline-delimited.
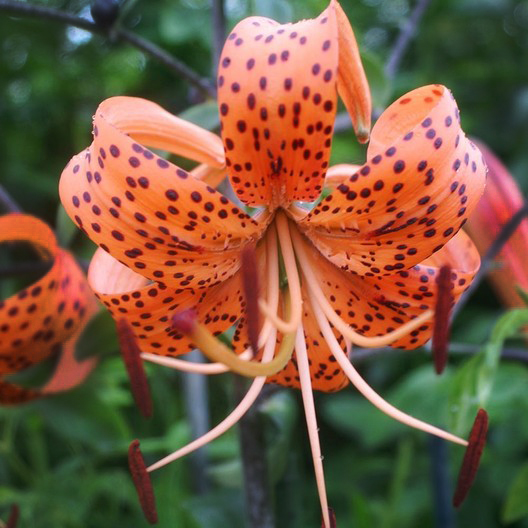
[59, 1, 487, 524]
[0, 214, 98, 404]
[465, 140, 528, 308]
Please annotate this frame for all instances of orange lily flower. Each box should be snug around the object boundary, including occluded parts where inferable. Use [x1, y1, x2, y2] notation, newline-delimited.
[0, 214, 98, 404]
[59, 1, 487, 524]
[465, 140, 528, 307]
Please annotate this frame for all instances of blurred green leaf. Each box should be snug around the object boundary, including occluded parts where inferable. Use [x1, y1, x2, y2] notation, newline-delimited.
[503, 463, 528, 523]
[55, 204, 78, 247]
[178, 101, 220, 131]
[75, 310, 118, 361]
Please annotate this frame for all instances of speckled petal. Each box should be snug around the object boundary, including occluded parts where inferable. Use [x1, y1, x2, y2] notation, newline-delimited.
[305, 229, 480, 350]
[88, 246, 267, 357]
[299, 85, 486, 277]
[0, 214, 97, 385]
[218, 4, 340, 207]
[59, 98, 268, 290]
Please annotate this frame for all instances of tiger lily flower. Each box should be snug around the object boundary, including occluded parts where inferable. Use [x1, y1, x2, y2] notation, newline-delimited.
[465, 140, 528, 308]
[59, 1, 487, 524]
[0, 214, 98, 404]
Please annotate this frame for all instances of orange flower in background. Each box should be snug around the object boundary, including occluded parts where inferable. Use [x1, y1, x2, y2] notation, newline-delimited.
[59, 1, 487, 524]
[465, 140, 528, 307]
[0, 214, 98, 404]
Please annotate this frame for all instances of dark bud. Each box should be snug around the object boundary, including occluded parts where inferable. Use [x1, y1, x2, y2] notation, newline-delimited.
[128, 440, 158, 524]
[453, 409, 489, 508]
[90, 0, 120, 29]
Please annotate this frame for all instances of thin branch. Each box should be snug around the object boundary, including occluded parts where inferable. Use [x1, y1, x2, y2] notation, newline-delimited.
[384, 0, 433, 80]
[211, 0, 226, 77]
[0, 0, 216, 98]
[0, 184, 22, 214]
[453, 201, 528, 318]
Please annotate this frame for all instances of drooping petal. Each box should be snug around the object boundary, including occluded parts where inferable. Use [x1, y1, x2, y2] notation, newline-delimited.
[59, 98, 268, 290]
[299, 85, 486, 277]
[88, 246, 266, 357]
[217, 4, 340, 207]
[303, 229, 479, 351]
[0, 214, 97, 403]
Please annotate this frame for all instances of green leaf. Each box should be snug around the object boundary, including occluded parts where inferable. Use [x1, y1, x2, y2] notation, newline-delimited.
[75, 310, 119, 360]
[502, 463, 528, 523]
[178, 101, 220, 131]
[55, 204, 78, 247]
[361, 50, 392, 110]
[449, 308, 528, 434]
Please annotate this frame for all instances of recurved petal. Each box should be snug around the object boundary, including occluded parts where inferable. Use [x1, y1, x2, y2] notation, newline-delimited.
[98, 97, 225, 168]
[299, 85, 486, 277]
[217, 4, 339, 207]
[59, 98, 267, 290]
[305, 229, 479, 349]
[0, 214, 96, 378]
[88, 248, 254, 357]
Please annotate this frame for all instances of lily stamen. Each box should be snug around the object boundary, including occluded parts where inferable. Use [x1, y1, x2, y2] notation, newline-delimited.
[146, 327, 278, 473]
[171, 302, 296, 378]
[295, 326, 331, 528]
[241, 244, 260, 355]
[432, 265, 454, 374]
[308, 289, 468, 446]
[128, 439, 158, 524]
[291, 227, 434, 348]
[258, 212, 303, 334]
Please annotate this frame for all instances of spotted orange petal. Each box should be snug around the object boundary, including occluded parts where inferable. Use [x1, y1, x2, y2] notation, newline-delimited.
[87, 245, 267, 357]
[59, 98, 268, 290]
[299, 85, 486, 277]
[304, 229, 479, 350]
[217, 1, 370, 208]
[0, 214, 97, 403]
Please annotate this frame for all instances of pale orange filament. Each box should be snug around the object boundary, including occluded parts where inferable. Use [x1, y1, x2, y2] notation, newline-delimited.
[259, 211, 303, 334]
[290, 227, 434, 347]
[295, 326, 331, 528]
[147, 325, 278, 473]
[307, 287, 468, 446]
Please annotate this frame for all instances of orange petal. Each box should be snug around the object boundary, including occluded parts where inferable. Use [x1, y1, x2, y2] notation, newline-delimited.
[0, 380, 39, 404]
[59, 98, 267, 290]
[0, 214, 96, 378]
[88, 247, 253, 357]
[465, 139, 528, 308]
[299, 85, 486, 276]
[304, 229, 479, 350]
[98, 97, 225, 168]
[217, 4, 339, 207]
[333, 0, 371, 142]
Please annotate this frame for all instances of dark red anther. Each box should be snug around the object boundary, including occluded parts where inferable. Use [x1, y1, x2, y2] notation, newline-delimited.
[241, 244, 260, 356]
[6, 503, 19, 528]
[453, 408, 489, 508]
[432, 265, 453, 374]
[128, 439, 158, 524]
[171, 309, 198, 335]
[116, 319, 153, 419]
[321, 507, 337, 528]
